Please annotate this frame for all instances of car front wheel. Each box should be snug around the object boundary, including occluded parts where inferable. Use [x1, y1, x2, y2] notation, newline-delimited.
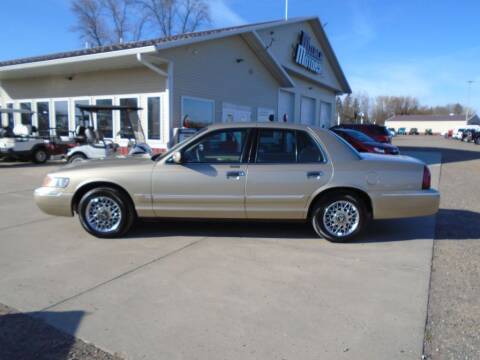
[311, 193, 368, 242]
[78, 187, 135, 238]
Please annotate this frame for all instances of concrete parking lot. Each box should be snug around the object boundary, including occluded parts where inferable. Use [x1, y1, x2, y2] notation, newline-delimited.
[0, 141, 451, 360]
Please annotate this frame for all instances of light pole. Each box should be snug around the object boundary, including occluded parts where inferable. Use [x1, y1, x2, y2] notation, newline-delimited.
[285, 0, 289, 20]
[466, 80, 474, 121]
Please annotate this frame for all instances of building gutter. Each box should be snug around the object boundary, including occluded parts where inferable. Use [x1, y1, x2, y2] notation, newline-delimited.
[136, 53, 168, 77]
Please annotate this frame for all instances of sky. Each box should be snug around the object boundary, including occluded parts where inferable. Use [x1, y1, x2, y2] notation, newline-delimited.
[1, 0, 480, 111]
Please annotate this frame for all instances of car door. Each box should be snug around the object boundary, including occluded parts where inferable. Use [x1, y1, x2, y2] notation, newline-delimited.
[245, 128, 332, 219]
[152, 127, 251, 219]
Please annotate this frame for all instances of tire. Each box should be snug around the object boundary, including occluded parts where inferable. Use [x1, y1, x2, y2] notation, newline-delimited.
[475, 138, 480, 145]
[310, 192, 369, 242]
[77, 187, 135, 238]
[32, 147, 48, 164]
[68, 153, 87, 163]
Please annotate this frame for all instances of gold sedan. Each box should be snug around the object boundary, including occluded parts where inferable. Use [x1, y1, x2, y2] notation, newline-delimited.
[34, 122, 439, 242]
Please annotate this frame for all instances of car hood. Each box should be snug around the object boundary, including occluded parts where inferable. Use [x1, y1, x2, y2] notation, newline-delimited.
[59, 156, 152, 172]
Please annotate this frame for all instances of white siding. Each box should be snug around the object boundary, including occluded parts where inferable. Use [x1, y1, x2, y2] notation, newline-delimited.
[159, 35, 279, 127]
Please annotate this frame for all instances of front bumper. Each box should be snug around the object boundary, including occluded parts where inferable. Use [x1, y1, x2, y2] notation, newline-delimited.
[371, 189, 440, 219]
[34, 187, 74, 217]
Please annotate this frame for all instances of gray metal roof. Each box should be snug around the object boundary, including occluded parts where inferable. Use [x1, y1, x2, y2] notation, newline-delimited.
[0, 19, 293, 68]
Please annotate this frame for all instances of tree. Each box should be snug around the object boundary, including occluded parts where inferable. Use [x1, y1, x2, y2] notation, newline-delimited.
[71, 0, 211, 46]
[71, 0, 110, 46]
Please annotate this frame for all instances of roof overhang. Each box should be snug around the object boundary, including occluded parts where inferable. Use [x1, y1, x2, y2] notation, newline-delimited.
[241, 31, 295, 88]
[0, 46, 157, 80]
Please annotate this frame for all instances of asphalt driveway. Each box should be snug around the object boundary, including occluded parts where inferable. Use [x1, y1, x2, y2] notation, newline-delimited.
[0, 151, 440, 360]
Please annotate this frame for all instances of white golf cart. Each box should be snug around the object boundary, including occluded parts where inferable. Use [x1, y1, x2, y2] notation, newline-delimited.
[0, 108, 50, 164]
[66, 104, 151, 163]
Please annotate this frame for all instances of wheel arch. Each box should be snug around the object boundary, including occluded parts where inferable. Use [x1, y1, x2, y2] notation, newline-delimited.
[71, 181, 137, 217]
[307, 186, 373, 219]
[68, 152, 87, 160]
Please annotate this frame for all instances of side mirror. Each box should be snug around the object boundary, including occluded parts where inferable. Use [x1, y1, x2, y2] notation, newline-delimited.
[172, 151, 182, 164]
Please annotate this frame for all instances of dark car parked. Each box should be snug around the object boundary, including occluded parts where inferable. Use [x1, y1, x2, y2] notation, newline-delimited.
[331, 128, 400, 155]
[332, 124, 391, 143]
[409, 128, 420, 135]
[470, 130, 480, 145]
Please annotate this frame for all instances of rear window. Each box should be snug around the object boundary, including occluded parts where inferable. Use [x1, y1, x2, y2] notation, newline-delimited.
[338, 124, 389, 136]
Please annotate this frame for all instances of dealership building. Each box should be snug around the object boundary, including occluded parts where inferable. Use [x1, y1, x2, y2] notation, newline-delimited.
[385, 114, 480, 134]
[0, 16, 351, 151]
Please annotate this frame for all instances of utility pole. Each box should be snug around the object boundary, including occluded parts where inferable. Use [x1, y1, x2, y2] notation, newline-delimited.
[466, 80, 474, 121]
[285, 0, 288, 20]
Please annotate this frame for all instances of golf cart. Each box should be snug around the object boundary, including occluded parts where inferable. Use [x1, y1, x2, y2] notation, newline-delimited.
[66, 104, 151, 163]
[0, 108, 51, 163]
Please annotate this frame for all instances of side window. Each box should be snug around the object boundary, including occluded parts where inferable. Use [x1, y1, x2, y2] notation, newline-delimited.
[182, 129, 248, 163]
[296, 131, 324, 163]
[256, 129, 296, 163]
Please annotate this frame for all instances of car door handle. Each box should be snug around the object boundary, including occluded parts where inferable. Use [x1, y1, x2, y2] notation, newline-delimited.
[226, 171, 245, 179]
[307, 171, 324, 179]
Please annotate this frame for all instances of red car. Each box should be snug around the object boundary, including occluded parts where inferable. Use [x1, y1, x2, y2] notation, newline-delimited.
[333, 124, 392, 143]
[331, 128, 400, 155]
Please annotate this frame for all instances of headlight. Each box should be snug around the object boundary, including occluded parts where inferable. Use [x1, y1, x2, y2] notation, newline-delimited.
[42, 175, 70, 188]
[373, 147, 386, 154]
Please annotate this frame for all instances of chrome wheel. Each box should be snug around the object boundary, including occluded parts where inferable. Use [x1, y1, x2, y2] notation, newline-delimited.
[85, 196, 122, 233]
[322, 200, 360, 237]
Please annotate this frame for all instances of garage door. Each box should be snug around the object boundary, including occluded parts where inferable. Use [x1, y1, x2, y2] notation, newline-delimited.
[300, 96, 316, 125]
[279, 90, 295, 123]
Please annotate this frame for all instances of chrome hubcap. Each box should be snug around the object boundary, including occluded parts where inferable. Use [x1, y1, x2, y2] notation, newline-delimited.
[36, 151, 46, 162]
[322, 200, 359, 237]
[85, 196, 122, 233]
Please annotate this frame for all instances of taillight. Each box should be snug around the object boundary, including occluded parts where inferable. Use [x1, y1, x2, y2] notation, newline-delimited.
[422, 165, 431, 190]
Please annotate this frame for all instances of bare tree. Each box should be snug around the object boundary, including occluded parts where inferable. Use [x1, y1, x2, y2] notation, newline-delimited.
[71, 0, 110, 46]
[138, 0, 211, 37]
[71, 0, 211, 46]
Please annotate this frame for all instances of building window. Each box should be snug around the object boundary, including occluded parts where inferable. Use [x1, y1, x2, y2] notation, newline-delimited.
[75, 100, 90, 128]
[20, 102, 32, 125]
[54, 100, 69, 136]
[6, 103, 14, 129]
[96, 99, 113, 138]
[147, 96, 161, 140]
[181, 96, 214, 128]
[37, 102, 50, 136]
[119, 98, 138, 138]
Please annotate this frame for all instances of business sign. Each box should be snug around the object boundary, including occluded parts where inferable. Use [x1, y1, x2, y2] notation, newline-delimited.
[294, 31, 322, 74]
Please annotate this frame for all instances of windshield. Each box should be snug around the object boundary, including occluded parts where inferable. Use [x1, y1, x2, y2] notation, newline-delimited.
[151, 127, 208, 161]
[338, 129, 375, 143]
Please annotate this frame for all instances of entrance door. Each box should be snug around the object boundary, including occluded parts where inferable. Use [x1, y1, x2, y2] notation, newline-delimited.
[152, 128, 250, 218]
[279, 90, 295, 123]
[300, 96, 316, 125]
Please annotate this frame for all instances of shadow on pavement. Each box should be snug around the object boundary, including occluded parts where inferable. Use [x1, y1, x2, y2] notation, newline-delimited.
[126, 208, 478, 243]
[0, 309, 85, 360]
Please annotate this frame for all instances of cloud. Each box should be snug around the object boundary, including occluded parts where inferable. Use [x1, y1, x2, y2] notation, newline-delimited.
[209, 0, 246, 27]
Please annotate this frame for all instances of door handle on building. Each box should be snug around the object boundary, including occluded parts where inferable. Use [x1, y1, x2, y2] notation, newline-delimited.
[226, 171, 245, 179]
[307, 171, 323, 179]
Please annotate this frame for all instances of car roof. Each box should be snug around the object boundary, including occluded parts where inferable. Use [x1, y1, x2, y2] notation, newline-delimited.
[205, 121, 328, 132]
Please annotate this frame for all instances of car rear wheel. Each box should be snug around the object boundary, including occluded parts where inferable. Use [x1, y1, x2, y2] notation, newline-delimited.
[32, 148, 48, 164]
[311, 192, 368, 242]
[68, 153, 87, 163]
[78, 187, 135, 238]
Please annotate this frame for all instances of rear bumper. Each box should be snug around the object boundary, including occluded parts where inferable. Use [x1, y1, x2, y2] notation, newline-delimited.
[34, 187, 74, 217]
[371, 189, 440, 219]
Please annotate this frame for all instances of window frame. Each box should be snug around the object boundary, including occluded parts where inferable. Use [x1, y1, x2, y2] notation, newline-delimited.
[146, 95, 162, 141]
[53, 99, 71, 137]
[175, 127, 252, 165]
[252, 128, 326, 165]
[94, 97, 115, 139]
[181, 95, 215, 127]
